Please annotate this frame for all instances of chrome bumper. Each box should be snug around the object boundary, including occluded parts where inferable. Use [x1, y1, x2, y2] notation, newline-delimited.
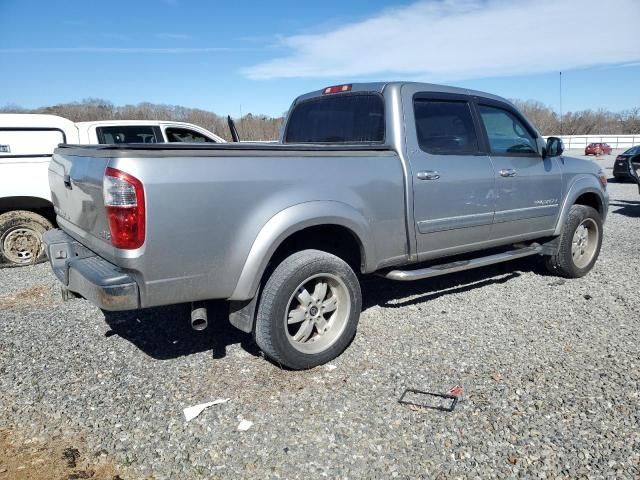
[43, 229, 139, 311]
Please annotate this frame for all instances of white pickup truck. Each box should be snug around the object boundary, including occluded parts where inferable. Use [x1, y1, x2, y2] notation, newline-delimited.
[0, 114, 224, 266]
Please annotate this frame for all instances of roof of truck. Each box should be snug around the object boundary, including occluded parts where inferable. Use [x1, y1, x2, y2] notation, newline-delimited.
[76, 120, 201, 127]
[0, 115, 223, 142]
[0, 113, 78, 131]
[294, 81, 513, 106]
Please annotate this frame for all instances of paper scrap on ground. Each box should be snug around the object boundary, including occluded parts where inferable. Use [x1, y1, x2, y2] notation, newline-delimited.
[237, 419, 253, 431]
[325, 364, 337, 371]
[446, 385, 464, 397]
[183, 398, 230, 422]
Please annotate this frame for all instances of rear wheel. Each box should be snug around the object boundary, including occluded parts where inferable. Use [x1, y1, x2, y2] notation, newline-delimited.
[255, 249, 361, 370]
[544, 205, 602, 278]
[0, 210, 53, 266]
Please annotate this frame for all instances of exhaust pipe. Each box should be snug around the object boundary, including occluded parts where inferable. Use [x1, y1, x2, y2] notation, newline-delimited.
[190, 304, 208, 331]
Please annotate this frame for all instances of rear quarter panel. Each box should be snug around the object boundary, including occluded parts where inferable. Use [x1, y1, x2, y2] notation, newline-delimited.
[108, 151, 406, 307]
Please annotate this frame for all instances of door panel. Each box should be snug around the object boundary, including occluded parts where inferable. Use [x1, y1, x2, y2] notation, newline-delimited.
[405, 91, 496, 259]
[490, 155, 563, 238]
[411, 152, 495, 257]
[477, 103, 563, 239]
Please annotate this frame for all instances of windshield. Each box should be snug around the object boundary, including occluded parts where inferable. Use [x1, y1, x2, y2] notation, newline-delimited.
[285, 93, 385, 143]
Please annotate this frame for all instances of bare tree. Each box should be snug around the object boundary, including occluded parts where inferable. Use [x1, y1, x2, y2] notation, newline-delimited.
[2, 98, 638, 138]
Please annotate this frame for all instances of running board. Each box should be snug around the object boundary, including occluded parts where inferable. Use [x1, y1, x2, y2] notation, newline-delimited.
[383, 244, 543, 281]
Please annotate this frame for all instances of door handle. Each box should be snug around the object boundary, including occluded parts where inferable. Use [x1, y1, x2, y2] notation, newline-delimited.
[63, 174, 72, 189]
[499, 169, 517, 177]
[416, 170, 440, 180]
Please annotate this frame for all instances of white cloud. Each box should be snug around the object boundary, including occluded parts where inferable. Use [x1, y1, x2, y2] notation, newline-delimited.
[243, 0, 640, 81]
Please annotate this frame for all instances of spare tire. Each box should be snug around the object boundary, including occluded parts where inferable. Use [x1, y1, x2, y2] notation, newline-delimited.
[0, 210, 53, 266]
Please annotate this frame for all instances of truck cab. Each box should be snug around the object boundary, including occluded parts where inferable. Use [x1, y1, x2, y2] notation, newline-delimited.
[75, 120, 225, 144]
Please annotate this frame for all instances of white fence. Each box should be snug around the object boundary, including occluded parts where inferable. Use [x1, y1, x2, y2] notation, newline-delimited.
[543, 135, 640, 149]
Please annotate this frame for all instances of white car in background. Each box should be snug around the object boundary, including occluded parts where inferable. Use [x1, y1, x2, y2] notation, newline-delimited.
[0, 114, 225, 266]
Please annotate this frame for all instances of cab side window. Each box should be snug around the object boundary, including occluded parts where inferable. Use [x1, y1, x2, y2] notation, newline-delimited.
[165, 128, 216, 143]
[478, 105, 537, 155]
[414, 99, 479, 155]
[97, 126, 161, 144]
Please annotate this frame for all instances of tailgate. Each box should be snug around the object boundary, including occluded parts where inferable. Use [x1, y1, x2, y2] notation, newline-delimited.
[49, 151, 112, 252]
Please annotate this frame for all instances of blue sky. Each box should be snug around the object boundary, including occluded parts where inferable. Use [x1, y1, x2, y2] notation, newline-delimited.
[1, 0, 639, 117]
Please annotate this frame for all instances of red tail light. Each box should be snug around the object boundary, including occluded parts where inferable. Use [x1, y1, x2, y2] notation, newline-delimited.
[616, 155, 623, 161]
[103, 167, 145, 249]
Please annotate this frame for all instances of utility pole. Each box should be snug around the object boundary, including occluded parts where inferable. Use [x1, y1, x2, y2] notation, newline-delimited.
[559, 71, 563, 136]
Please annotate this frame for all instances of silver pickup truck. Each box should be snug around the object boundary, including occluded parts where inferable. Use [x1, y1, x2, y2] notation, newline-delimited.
[43, 82, 609, 369]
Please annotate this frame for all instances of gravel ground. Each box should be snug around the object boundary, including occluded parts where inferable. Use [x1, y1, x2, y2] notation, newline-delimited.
[1, 153, 639, 479]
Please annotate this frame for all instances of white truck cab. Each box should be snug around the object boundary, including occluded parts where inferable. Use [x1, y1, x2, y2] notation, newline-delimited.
[74, 120, 225, 144]
[0, 114, 224, 266]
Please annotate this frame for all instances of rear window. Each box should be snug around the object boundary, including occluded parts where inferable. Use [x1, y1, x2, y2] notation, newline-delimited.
[285, 93, 384, 143]
[623, 146, 640, 155]
[97, 126, 162, 144]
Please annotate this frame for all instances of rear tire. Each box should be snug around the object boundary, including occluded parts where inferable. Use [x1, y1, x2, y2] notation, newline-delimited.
[544, 205, 602, 278]
[255, 249, 361, 370]
[0, 210, 53, 266]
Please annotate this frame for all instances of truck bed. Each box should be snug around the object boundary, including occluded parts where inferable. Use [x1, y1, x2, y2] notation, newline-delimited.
[49, 143, 407, 308]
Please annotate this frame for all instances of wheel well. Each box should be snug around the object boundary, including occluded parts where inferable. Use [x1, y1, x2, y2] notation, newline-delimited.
[574, 192, 603, 216]
[0, 196, 56, 224]
[270, 225, 364, 274]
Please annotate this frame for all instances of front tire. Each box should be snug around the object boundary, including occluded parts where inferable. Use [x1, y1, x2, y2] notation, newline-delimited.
[544, 205, 602, 278]
[255, 249, 362, 370]
[0, 210, 53, 266]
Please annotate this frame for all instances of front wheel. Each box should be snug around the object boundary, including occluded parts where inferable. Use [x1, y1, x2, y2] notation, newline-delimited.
[544, 205, 602, 278]
[255, 249, 362, 370]
[0, 210, 53, 266]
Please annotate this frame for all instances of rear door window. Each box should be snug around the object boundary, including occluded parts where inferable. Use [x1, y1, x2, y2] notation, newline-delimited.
[413, 99, 479, 154]
[97, 126, 162, 144]
[478, 105, 538, 155]
[165, 127, 217, 143]
[285, 93, 384, 143]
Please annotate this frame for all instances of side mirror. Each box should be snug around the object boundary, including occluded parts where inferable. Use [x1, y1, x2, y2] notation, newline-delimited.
[544, 137, 564, 158]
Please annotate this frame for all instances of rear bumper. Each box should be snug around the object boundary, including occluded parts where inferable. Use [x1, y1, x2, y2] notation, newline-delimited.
[43, 229, 139, 311]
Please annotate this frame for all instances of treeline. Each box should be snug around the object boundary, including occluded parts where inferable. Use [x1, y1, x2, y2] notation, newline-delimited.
[2, 98, 640, 138]
[512, 100, 640, 135]
[0, 99, 283, 141]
